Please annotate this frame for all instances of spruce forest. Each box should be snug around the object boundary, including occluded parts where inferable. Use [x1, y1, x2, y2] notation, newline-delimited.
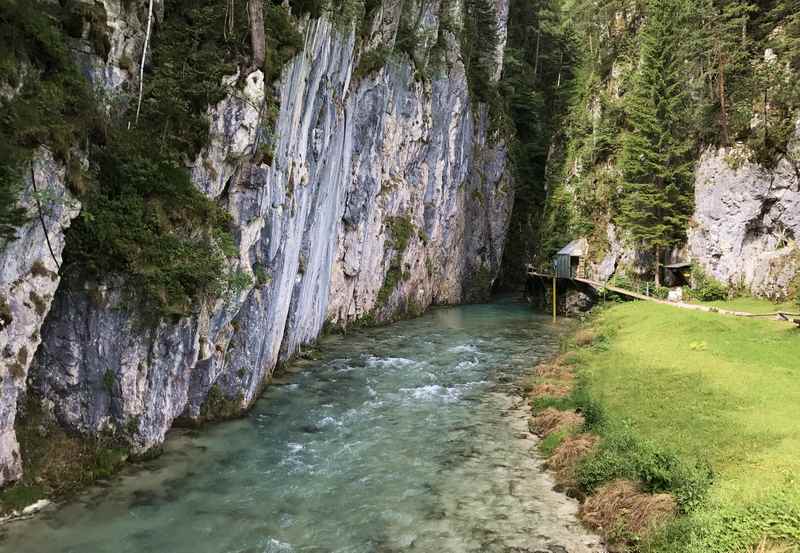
[503, 0, 800, 284]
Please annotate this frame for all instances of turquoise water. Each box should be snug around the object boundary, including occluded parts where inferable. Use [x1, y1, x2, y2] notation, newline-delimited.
[1, 302, 603, 553]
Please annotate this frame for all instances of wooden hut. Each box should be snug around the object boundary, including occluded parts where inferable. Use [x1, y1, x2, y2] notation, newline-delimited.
[554, 238, 588, 279]
[663, 262, 692, 287]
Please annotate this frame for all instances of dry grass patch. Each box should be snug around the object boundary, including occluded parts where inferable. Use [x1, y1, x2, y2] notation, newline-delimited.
[575, 329, 595, 346]
[533, 362, 575, 381]
[530, 382, 571, 399]
[581, 480, 677, 544]
[529, 408, 584, 437]
[547, 433, 599, 473]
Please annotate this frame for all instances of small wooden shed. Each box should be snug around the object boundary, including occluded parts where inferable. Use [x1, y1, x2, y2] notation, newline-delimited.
[663, 262, 692, 287]
[554, 238, 588, 279]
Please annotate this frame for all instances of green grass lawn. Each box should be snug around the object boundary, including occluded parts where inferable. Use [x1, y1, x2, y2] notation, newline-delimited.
[576, 301, 800, 550]
[699, 296, 799, 315]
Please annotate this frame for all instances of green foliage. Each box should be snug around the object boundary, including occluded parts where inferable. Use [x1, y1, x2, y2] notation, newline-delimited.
[353, 47, 392, 80]
[377, 216, 415, 304]
[531, 379, 604, 429]
[0, 482, 46, 512]
[227, 269, 253, 296]
[617, 0, 695, 261]
[577, 300, 800, 551]
[0, 292, 11, 328]
[649, 285, 669, 299]
[689, 1, 758, 147]
[0, 0, 306, 317]
[102, 369, 115, 394]
[0, 0, 102, 244]
[199, 384, 244, 421]
[253, 263, 271, 287]
[648, 492, 800, 553]
[264, 2, 305, 84]
[135, 0, 300, 161]
[385, 215, 415, 253]
[575, 423, 713, 512]
[1, 396, 129, 514]
[66, 133, 233, 318]
[530, 0, 800, 281]
[0, 158, 28, 244]
[462, 0, 500, 103]
[538, 428, 570, 456]
[289, 0, 325, 18]
[500, 0, 579, 279]
[688, 266, 728, 301]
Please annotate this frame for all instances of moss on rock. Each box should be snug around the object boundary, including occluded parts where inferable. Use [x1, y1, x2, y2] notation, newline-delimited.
[1, 396, 129, 515]
[198, 384, 245, 422]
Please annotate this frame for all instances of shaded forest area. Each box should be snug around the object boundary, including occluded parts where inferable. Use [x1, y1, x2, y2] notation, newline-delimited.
[500, 0, 800, 285]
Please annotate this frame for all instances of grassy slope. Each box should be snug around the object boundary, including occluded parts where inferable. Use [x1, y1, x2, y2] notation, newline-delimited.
[576, 300, 800, 548]
[700, 297, 799, 315]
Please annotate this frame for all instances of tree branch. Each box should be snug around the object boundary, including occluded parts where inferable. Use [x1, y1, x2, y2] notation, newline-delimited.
[135, 0, 155, 126]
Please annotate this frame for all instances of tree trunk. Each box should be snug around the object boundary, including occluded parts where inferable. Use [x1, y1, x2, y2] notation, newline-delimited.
[718, 49, 729, 145]
[248, 0, 266, 70]
[654, 246, 661, 288]
[134, 0, 154, 126]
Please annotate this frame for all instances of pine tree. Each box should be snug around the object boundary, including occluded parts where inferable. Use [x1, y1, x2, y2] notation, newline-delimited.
[704, 0, 757, 145]
[749, 0, 800, 166]
[618, 0, 694, 286]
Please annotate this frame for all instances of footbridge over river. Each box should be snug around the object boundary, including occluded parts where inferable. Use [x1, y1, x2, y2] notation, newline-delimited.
[525, 264, 800, 325]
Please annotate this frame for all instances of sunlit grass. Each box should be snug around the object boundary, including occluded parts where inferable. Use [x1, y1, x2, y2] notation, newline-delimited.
[575, 301, 800, 550]
[701, 296, 798, 315]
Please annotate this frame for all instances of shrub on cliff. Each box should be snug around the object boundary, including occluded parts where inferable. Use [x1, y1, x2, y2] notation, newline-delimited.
[688, 266, 728, 302]
[0, 0, 102, 244]
[66, 133, 234, 318]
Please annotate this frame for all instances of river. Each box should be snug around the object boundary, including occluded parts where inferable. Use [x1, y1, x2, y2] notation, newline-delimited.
[1, 301, 603, 553]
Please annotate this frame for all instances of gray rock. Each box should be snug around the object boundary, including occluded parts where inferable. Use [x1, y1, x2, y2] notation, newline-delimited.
[0, 150, 80, 486]
[689, 139, 800, 299]
[22, 4, 515, 472]
[564, 290, 595, 316]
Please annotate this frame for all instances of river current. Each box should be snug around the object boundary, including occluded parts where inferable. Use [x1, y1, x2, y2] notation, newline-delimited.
[1, 301, 603, 553]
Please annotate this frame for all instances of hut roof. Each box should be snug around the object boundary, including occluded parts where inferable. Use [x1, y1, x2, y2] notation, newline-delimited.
[557, 238, 588, 257]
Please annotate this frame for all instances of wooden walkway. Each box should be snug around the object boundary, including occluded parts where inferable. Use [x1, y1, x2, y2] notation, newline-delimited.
[526, 268, 800, 324]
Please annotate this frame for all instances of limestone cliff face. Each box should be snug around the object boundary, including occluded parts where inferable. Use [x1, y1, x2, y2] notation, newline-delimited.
[0, 152, 80, 485]
[572, 140, 800, 298]
[1, 0, 513, 482]
[0, 0, 156, 487]
[689, 138, 800, 299]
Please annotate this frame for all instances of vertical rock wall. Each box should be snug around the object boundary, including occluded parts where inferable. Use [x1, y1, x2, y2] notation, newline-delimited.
[0, 152, 80, 486]
[1, 0, 513, 482]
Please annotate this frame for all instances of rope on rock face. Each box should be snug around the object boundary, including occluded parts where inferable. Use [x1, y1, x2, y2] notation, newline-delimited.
[30, 160, 60, 271]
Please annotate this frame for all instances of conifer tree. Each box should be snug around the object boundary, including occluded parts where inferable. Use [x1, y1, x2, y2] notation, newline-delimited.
[704, 0, 757, 145]
[618, 0, 694, 286]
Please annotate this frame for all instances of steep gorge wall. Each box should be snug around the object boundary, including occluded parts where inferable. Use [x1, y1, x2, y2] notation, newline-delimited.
[0, 0, 512, 485]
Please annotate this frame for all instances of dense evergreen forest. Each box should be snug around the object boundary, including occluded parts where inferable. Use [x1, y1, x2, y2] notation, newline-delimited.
[501, 0, 800, 285]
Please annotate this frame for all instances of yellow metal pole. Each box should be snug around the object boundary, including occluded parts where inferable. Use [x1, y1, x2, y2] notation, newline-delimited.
[552, 275, 557, 322]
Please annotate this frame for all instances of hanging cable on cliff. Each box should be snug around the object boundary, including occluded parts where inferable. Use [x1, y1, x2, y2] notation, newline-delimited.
[30, 160, 61, 271]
